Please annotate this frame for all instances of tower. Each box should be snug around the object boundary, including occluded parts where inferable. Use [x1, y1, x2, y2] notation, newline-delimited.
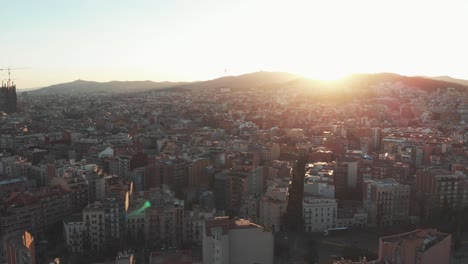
[0, 68, 18, 113]
[0, 83, 17, 113]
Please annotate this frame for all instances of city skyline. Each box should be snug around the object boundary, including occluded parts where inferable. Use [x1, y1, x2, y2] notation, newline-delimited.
[2, 0, 468, 88]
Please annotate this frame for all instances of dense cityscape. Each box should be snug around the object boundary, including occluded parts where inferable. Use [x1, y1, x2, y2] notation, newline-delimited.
[0, 71, 467, 264]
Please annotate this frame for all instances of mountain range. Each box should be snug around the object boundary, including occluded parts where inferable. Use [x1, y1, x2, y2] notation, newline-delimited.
[28, 80, 188, 94]
[422, 76, 468, 87]
[26, 72, 468, 95]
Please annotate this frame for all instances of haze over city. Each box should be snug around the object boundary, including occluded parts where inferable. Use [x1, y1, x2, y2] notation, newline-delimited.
[2, 0, 468, 88]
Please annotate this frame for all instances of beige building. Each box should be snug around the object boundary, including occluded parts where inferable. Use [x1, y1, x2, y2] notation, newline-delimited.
[202, 217, 273, 264]
[259, 186, 287, 232]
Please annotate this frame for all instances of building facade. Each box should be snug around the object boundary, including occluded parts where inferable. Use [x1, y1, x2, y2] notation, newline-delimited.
[63, 214, 84, 253]
[259, 186, 287, 232]
[82, 202, 106, 251]
[363, 179, 410, 227]
[0, 187, 71, 236]
[202, 217, 273, 264]
[303, 196, 337, 232]
[0, 82, 17, 113]
[2, 231, 35, 264]
[415, 169, 468, 218]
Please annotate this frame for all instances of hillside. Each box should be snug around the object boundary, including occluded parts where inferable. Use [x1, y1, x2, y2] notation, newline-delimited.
[31, 80, 188, 94]
[258, 73, 468, 94]
[172, 71, 298, 91]
[28, 72, 468, 95]
[424, 76, 468, 87]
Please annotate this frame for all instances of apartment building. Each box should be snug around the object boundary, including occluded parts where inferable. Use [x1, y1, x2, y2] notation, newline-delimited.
[144, 189, 185, 249]
[363, 179, 410, 227]
[259, 185, 287, 232]
[63, 214, 84, 253]
[2, 231, 35, 264]
[82, 202, 106, 251]
[0, 186, 71, 236]
[202, 217, 273, 264]
[303, 196, 337, 232]
[415, 168, 468, 218]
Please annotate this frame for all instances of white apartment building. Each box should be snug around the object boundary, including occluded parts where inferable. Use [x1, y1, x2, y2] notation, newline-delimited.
[303, 196, 337, 232]
[63, 214, 84, 253]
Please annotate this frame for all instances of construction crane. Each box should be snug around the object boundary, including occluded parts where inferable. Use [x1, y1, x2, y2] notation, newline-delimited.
[0, 67, 30, 87]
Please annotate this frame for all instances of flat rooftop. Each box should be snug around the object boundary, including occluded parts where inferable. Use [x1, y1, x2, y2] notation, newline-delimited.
[380, 229, 451, 252]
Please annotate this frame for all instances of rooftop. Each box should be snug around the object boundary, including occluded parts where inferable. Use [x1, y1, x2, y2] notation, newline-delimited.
[63, 213, 83, 224]
[3, 186, 68, 208]
[83, 201, 104, 211]
[380, 229, 451, 252]
[205, 217, 265, 235]
[230, 218, 262, 230]
[0, 177, 27, 186]
[366, 178, 407, 188]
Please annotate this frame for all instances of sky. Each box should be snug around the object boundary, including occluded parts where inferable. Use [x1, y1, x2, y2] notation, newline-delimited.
[2, 0, 468, 88]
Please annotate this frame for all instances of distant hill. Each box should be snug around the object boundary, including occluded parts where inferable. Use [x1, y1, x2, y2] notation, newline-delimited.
[31, 80, 188, 94]
[17, 87, 43, 92]
[274, 73, 468, 92]
[173, 71, 298, 91]
[28, 72, 468, 95]
[345, 73, 468, 92]
[258, 72, 468, 94]
[423, 76, 468, 87]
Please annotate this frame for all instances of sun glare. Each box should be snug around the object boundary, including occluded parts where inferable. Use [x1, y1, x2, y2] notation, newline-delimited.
[297, 70, 350, 81]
